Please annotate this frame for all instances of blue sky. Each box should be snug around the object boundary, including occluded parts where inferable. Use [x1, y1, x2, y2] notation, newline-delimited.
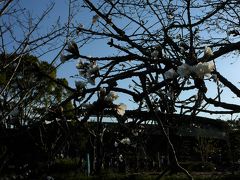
[18, 0, 136, 108]
[19, 0, 87, 86]
[12, 0, 240, 120]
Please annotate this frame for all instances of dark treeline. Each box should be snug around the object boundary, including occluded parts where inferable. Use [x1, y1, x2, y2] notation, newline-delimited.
[1, 116, 240, 178]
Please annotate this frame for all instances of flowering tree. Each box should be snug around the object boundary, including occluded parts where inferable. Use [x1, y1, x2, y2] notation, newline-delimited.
[63, 0, 240, 117]
[1, 0, 240, 178]
[59, 0, 240, 178]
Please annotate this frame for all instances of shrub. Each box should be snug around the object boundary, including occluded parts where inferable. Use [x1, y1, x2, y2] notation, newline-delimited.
[181, 161, 216, 172]
[51, 157, 80, 172]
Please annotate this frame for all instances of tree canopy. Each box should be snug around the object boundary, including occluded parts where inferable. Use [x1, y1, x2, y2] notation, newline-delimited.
[58, 0, 240, 120]
[0, 54, 73, 128]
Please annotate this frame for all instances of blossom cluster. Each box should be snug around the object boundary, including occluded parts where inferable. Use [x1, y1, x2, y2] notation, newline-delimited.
[76, 59, 99, 85]
[164, 46, 215, 79]
[120, 137, 131, 145]
[164, 60, 215, 80]
[60, 41, 80, 62]
[104, 91, 119, 102]
[99, 89, 127, 116]
[116, 103, 127, 116]
[60, 40, 100, 87]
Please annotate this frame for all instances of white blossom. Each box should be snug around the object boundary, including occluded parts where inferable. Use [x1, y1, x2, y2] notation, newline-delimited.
[119, 154, 124, 162]
[46, 176, 54, 180]
[44, 120, 53, 125]
[114, 141, 118, 147]
[164, 68, 178, 79]
[207, 61, 215, 72]
[120, 137, 131, 145]
[193, 61, 215, 78]
[116, 103, 127, 116]
[77, 60, 99, 85]
[193, 63, 206, 78]
[204, 46, 214, 57]
[177, 63, 192, 78]
[105, 91, 119, 102]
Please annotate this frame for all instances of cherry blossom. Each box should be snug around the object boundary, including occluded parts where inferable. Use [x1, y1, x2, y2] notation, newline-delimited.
[204, 46, 214, 57]
[193, 61, 215, 78]
[76, 60, 99, 85]
[119, 154, 124, 162]
[105, 91, 119, 102]
[120, 137, 131, 145]
[116, 103, 127, 116]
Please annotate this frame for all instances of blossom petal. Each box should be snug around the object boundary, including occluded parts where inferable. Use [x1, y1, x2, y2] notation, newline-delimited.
[116, 103, 127, 116]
